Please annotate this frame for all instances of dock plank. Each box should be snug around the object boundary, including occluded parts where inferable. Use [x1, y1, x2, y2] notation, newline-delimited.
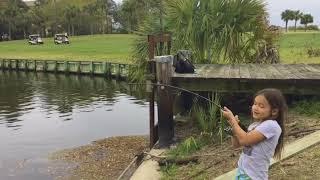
[273, 64, 299, 79]
[229, 64, 240, 79]
[248, 64, 267, 79]
[206, 64, 227, 78]
[239, 64, 251, 79]
[285, 64, 307, 79]
[265, 64, 285, 79]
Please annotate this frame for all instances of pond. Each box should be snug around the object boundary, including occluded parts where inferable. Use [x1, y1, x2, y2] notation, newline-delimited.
[0, 71, 150, 179]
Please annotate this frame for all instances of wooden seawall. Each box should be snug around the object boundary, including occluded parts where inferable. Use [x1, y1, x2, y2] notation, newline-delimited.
[0, 59, 131, 79]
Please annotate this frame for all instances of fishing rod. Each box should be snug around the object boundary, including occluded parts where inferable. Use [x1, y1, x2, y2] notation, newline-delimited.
[129, 82, 248, 132]
[128, 82, 223, 110]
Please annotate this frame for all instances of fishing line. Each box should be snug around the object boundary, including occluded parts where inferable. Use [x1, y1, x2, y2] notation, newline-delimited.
[128, 82, 223, 110]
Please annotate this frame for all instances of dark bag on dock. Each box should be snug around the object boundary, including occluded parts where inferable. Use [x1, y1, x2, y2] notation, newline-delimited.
[173, 50, 195, 73]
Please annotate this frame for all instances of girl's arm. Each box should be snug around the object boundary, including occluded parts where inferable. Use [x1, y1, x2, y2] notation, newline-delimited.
[231, 121, 265, 146]
[222, 107, 265, 146]
[231, 115, 241, 148]
[231, 136, 241, 148]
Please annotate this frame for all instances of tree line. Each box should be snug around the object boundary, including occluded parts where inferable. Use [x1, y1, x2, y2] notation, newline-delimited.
[281, 9, 315, 32]
[0, 0, 160, 40]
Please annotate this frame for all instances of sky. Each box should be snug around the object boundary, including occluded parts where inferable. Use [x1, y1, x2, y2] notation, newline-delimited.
[23, 0, 319, 27]
[267, 0, 319, 27]
[112, 0, 320, 27]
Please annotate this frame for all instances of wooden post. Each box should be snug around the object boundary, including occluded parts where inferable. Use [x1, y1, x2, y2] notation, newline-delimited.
[103, 62, 107, 76]
[8, 60, 12, 70]
[146, 60, 156, 149]
[1, 59, 4, 70]
[54, 61, 58, 72]
[64, 61, 69, 73]
[148, 35, 155, 60]
[90, 61, 94, 75]
[77, 61, 81, 74]
[155, 55, 174, 147]
[34, 60, 37, 71]
[116, 64, 121, 79]
[43, 60, 47, 72]
[15, 60, 18, 70]
[147, 34, 172, 148]
[24, 60, 27, 71]
[106, 63, 111, 78]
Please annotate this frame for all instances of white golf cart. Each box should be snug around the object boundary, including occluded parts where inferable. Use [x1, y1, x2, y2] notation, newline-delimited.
[28, 34, 44, 45]
[54, 34, 70, 44]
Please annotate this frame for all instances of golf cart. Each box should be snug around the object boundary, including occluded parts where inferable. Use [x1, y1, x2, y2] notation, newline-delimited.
[1, 34, 9, 41]
[54, 34, 69, 44]
[28, 34, 44, 45]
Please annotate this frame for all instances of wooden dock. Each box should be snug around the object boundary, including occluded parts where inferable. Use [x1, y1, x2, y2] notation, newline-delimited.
[172, 64, 320, 94]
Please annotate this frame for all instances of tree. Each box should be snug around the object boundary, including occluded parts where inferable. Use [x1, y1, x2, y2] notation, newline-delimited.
[64, 5, 80, 36]
[83, 3, 99, 35]
[166, 0, 274, 64]
[119, 0, 148, 33]
[129, 0, 279, 82]
[293, 10, 302, 32]
[2, 0, 28, 39]
[96, 0, 117, 34]
[29, 0, 47, 36]
[300, 14, 313, 32]
[281, 9, 294, 32]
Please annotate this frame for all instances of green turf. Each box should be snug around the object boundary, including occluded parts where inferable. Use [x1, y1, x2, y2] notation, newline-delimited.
[1, 32, 320, 64]
[0, 34, 137, 64]
[278, 31, 320, 64]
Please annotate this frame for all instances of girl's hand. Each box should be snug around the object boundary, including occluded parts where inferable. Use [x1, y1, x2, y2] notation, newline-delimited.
[221, 107, 237, 126]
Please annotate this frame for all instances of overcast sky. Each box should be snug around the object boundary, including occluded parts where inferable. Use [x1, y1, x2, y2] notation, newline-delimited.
[24, 0, 319, 27]
[113, 0, 320, 27]
[267, 0, 319, 26]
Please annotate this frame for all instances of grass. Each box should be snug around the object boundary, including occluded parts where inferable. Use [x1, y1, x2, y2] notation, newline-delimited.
[278, 31, 320, 64]
[291, 98, 320, 118]
[1, 32, 320, 64]
[0, 34, 137, 63]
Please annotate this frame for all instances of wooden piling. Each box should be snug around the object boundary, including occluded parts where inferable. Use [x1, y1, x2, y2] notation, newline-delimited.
[155, 55, 174, 147]
[146, 60, 156, 149]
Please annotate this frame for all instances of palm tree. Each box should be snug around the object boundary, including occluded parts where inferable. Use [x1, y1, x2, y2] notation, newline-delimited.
[64, 5, 80, 36]
[281, 9, 294, 32]
[166, 0, 273, 64]
[83, 3, 98, 35]
[129, 0, 278, 82]
[300, 14, 314, 32]
[293, 10, 302, 32]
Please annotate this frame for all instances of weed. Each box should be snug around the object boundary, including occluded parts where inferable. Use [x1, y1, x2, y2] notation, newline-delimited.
[291, 99, 320, 118]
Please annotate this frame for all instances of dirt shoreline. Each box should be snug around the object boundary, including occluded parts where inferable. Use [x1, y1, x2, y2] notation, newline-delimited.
[50, 136, 148, 180]
[49, 112, 319, 179]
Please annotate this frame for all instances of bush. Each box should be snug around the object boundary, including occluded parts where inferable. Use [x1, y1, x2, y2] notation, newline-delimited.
[306, 47, 320, 57]
[288, 25, 319, 31]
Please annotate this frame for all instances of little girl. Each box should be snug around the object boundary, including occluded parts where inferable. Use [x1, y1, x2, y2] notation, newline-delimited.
[221, 88, 288, 180]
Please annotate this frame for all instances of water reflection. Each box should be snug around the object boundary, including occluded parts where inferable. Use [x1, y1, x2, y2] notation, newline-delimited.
[0, 70, 149, 179]
[0, 71, 147, 127]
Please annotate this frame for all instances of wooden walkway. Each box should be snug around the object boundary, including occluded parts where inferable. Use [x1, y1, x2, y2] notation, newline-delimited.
[172, 64, 320, 94]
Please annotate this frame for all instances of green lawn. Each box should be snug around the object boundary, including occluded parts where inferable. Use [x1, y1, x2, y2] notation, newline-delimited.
[279, 31, 320, 64]
[1, 32, 320, 64]
[0, 34, 137, 63]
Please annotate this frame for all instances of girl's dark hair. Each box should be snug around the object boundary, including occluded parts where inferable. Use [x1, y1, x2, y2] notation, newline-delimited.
[254, 88, 288, 160]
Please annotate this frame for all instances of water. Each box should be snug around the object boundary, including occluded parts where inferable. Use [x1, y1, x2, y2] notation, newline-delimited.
[0, 71, 150, 179]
